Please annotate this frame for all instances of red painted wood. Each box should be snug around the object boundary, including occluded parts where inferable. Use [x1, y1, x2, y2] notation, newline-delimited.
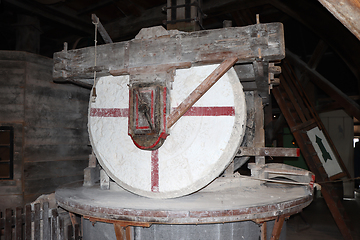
[151, 149, 159, 192]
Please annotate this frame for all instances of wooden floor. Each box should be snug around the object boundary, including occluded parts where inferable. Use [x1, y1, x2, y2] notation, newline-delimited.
[286, 190, 360, 240]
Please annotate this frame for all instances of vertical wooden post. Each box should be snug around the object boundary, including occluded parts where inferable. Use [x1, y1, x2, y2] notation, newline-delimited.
[34, 203, 41, 240]
[59, 217, 65, 240]
[15, 207, 22, 240]
[125, 226, 132, 240]
[255, 93, 265, 165]
[114, 223, 125, 240]
[270, 216, 285, 240]
[5, 208, 12, 240]
[74, 224, 80, 240]
[25, 205, 31, 240]
[51, 209, 58, 240]
[67, 224, 73, 240]
[43, 202, 50, 239]
[261, 222, 267, 240]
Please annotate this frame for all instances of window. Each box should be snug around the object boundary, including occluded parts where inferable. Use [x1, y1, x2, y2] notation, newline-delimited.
[0, 126, 14, 180]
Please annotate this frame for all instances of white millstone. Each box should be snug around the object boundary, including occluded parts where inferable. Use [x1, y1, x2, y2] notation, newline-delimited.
[88, 64, 247, 198]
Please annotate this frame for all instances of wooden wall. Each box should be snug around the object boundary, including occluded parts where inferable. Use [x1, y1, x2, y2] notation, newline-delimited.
[0, 54, 26, 208]
[0, 51, 91, 208]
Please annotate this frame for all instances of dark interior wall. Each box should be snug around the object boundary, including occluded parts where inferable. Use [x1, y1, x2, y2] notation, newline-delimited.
[0, 53, 26, 208]
[0, 51, 91, 208]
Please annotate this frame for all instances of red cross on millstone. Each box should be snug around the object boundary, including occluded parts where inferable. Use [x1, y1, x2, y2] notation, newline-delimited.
[90, 106, 235, 192]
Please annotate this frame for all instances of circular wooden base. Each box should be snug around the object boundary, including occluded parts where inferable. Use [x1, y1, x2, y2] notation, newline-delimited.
[56, 177, 313, 224]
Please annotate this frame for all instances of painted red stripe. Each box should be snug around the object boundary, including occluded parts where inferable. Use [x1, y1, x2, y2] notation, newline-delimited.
[151, 149, 159, 192]
[90, 108, 129, 117]
[90, 106, 235, 118]
[182, 106, 235, 116]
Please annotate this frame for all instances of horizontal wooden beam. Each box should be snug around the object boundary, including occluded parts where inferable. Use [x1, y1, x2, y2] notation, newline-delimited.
[286, 50, 360, 121]
[237, 147, 300, 157]
[53, 23, 285, 81]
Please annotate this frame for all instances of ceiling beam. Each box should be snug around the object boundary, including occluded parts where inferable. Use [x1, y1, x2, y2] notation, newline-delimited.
[286, 50, 360, 121]
[76, 0, 114, 16]
[318, 0, 360, 41]
[4, 0, 93, 35]
[269, 0, 360, 83]
[104, 0, 268, 40]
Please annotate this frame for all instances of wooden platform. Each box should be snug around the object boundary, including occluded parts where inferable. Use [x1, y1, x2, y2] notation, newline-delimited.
[55, 176, 313, 224]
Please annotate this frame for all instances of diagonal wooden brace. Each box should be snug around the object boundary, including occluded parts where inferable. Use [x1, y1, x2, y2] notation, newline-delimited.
[166, 57, 238, 129]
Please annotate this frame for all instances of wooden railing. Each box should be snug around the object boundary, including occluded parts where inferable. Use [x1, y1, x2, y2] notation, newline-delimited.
[0, 202, 81, 240]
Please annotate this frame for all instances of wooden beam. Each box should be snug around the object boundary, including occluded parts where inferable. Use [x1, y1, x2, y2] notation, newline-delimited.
[307, 40, 328, 70]
[269, 0, 360, 83]
[77, 0, 114, 16]
[104, 0, 268, 40]
[286, 50, 360, 121]
[167, 57, 238, 129]
[5, 0, 93, 34]
[318, 0, 360, 41]
[237, 147, 300, 157]
[270, 216, 285, 240]
[54, 23, 285, 81]
[91, 14, 113, 44]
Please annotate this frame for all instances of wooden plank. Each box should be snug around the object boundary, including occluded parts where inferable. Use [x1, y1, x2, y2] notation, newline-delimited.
[167, 57, 238, 128]
[74, 224, 80, 240]
[0, 60, 26, 71]
[0, 52, 52, 66]
[34, 203, 41, 240]
[5, 208, 12, 240]
[24, 159, 88, 180]
[67, 224, 73, 240]
[0, 105, 24, 122]
[24, 127, 89, 146]
[25, 205, 31, 240]
[0, 88, 25, 105]
[51, 209, 58, 240]
[24, 175, 85, 198]
[43, 202, 50, 239]
[58, 217, 65, 240]
[15, 207, 22, 240]
[23, 145, 90, 163]
[0, 185, 23, 195]
[237, 147, 299, 157]
[279, 75, 307, 123]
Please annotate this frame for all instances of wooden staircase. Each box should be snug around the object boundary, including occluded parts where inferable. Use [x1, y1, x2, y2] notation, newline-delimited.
[272, 60, 358, 240]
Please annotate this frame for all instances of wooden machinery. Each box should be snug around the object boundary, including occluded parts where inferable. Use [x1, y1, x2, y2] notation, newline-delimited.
[54, 22, 315, 240]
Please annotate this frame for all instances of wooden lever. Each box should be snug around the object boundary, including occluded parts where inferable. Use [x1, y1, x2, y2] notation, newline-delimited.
[166, 57, 238, 129]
